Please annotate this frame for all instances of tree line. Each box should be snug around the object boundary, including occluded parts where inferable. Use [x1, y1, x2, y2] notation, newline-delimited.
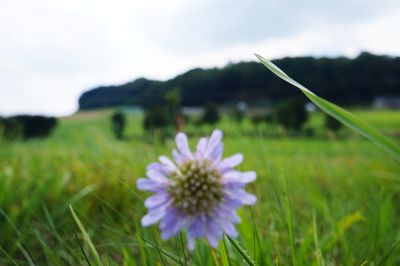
[110, 98, 343, 142]
[79, 52, 400, 110]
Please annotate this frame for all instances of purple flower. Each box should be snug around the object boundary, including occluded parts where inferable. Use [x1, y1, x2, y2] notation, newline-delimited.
[137, 129, 256, 250]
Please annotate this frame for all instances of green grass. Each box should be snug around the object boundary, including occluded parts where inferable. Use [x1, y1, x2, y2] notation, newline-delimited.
[0, 110, 399, 265]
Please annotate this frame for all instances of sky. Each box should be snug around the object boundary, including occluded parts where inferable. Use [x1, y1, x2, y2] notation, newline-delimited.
[1, 0, 400, 116]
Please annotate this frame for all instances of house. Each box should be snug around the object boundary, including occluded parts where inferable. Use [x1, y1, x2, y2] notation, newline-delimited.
[373, 96, 400, 109]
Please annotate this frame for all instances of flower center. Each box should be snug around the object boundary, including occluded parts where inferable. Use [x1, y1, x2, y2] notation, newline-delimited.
[168, 160, 222, 216]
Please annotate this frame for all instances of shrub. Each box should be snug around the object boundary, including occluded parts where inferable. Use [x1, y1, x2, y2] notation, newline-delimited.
[201, 103, 220, 125]
[0, 117, 22, 140]
[0, 115, 57, 140]
[230, 106, 245, 123]
[250, 113, 272, 125]
[274, 98, 308, 131]
[111, 111, 126, 140]
[325, 114, 342, 132]
[143, 107, 171, 131]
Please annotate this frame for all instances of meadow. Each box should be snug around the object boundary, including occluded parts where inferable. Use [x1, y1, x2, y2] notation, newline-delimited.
[0, 109, 399, 265]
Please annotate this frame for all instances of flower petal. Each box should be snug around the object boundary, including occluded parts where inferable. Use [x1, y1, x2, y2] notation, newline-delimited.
[210, 143, 223, 164]
[216, 154, 243, 172]
[176, 132, 193, 161]
[195, 137, 208, 159]
[146, 170, 169, 183]
[206, 217, 221, 248]
[160, 210, 186, 239]
[205, 129, 223, 159]
[141, 205, 169, 227]
[187, 234, 196, 251]
[229, 189, 257, 205]
[137, 178, 166, 192]
[172, 149, 183, 164]
[217, 203, 241, 223]
[187, 218, 204, 250]
[144, 193, 170, 209]
[218, 219, 238, 238]
[159, 156, 177, 172]
[221, 171, 256, 189]
[146, 162, 170, 176]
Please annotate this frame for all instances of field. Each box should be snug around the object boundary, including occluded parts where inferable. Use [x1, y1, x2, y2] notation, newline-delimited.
[0, 109, 399, 265]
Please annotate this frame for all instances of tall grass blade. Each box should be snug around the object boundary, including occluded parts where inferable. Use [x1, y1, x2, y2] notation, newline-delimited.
[211, 249, 221, 266]
[179, 232, 188, 266]
[312, 212, 325, 266]
[226, 236, 255, 266]
[283, 176, 296, 266]
[0, 246, 18, 266]
[69, 205, 103, 266]
[122, 248, 137, 266]
[140, 235, 181, 264]
[16, 242, 35, 266]
[151, 230, 167, 266]
[378, 239, 400, 266]
[134, 223, 148, 266]
[74, 231, 91, 266]
[255, 54, 400, 162]
[220, 238, 230, 266]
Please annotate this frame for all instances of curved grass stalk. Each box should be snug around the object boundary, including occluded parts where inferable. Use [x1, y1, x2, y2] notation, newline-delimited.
[255, 54, 400, 162]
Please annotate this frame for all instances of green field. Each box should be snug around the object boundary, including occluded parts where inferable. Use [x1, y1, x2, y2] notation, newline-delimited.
[0, 109, 399, 265]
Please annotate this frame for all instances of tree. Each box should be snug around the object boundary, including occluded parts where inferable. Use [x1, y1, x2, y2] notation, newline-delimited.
[0, 115, 57, 140]
[111, 111, 126, 140]
[250, 113, 272, 125]
[165, 88, 184, 132]
[201, 102, 220, 125]
[143, 107, 171, 132]
[0, 117, 22, 140]
[325, 114, 342, 132]
[274, 98, 308, 132]
[230, 105, 245, 123]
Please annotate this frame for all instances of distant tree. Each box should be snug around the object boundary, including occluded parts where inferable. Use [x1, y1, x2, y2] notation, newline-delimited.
[250, 113, 272, 125]
[111, 111, 126, 140]
[201, 102, 220, 125]
[324, 114, 342, 132]
[274, 98, 308, 132]
[143, 107, 171, 132]
[230, 106, 245, 123]
[0, 117, 22, 140]
[165, 88, 184, 132]
[0, 115, 57, 140]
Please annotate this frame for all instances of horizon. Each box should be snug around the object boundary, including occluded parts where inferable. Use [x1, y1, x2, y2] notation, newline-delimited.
[1, 51, 397, 118]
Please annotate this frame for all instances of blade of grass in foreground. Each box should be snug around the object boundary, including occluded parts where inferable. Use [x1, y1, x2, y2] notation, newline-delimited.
[226, 236, 255, 266]
[70, 205, 103, 266]
[255, 53, 400, 162]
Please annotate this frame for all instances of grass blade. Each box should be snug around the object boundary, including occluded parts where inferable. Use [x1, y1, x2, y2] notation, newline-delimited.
[74, 231, 91, 266]
[151, 230, 167, 266]
[378, 239, 400, 266]
[312, 212, 325, 266]
[179, 232, 188, 266]
[220, 238, 230, 266]
[255, 53, 400, 162]
[226, 236, 255, 266]
[283, 176, 296, 266]
[69, 205, 103, 266]
[140, 235, 181, 264]
[0, 246, 18, 266]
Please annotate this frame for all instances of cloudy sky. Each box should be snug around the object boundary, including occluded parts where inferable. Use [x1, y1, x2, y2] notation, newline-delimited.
[1, 0, 400, 116]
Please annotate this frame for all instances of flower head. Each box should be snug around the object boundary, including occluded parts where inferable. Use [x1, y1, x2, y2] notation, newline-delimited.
[137, 129, 256, 250]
